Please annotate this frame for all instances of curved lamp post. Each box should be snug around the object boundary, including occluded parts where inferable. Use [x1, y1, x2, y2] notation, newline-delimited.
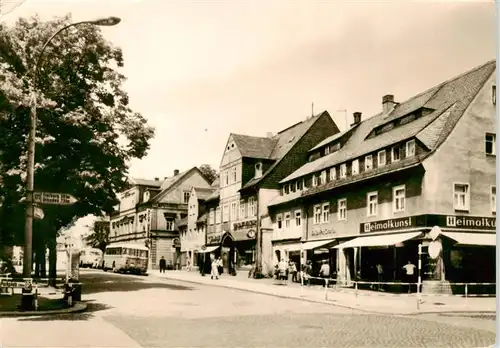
[23, 17, 121, 278]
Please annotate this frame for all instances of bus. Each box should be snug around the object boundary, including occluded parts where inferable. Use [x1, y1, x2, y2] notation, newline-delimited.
[79, 248, 104, 269]
[103, 243, 149, 274]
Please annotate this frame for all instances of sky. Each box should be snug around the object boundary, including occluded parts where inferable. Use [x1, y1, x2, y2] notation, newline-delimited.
[0, 0, 496, 237]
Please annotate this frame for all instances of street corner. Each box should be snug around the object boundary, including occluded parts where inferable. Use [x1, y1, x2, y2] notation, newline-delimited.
[0, 300, 87, 318]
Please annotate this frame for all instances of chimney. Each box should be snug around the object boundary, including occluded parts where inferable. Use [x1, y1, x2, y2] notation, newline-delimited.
[382, 94, 396, 114]
[351, 112, 362, 127]
[174, 169, 180, 176]
[154, 177, 159, 181]
[266, 132, 273, 138]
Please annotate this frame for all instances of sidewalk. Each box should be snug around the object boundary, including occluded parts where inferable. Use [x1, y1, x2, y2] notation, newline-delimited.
[151, 270, 496, 316]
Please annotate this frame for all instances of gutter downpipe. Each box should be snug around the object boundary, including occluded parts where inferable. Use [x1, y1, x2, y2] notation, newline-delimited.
[253, 187, 263, 278]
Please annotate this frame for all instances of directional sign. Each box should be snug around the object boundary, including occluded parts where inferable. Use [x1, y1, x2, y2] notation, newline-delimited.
[34, 205, 45, 220]
[33, 192, 78, 205]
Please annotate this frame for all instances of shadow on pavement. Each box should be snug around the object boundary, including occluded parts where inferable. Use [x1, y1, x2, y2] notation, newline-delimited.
[80, 272, 195, 294]
[16, 299, 112, 322]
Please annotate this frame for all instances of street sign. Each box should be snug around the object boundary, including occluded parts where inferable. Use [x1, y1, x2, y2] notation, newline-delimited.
[33, 205, 45, 220]
[33, 192, 77, 205]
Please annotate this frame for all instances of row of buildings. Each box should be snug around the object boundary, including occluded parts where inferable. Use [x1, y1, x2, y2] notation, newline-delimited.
[107, 60, 497, 292]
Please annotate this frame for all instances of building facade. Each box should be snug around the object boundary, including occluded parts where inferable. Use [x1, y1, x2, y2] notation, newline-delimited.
[108, 167, 212, 269]
[268, 60, 497, 292]
[204, 111, 340, 276]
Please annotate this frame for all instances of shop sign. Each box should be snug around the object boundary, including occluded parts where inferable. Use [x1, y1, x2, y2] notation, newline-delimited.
[441, 215, 496, 230]
[361, 216, 421, 234]
[207, 234, 222, 244]
[310, 227, 335, 238]
[247, 230, 256, 239]
[233, 219, 257, 231]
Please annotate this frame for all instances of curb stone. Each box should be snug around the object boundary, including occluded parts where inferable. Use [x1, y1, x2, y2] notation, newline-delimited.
[0, 301, 87, 317]
[159, 274, 495, 316]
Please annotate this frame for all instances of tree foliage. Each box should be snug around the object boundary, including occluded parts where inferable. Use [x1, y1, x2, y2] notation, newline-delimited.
[84, 219, 110, 253]
[0, 14, 155, 247]
[199, 164, 218, 185]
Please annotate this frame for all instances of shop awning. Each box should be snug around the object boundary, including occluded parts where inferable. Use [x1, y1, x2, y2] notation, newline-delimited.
[334, 232, 422, 249]
[301, 239, 336, 250]
[439, 231, 496, 246]
[197, 246, 220, 254]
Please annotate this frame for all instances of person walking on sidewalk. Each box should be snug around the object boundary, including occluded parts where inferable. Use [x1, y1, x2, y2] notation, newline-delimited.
[402, 260, 416, 293]
[278, 258, 288, 282]
[159, 256, 167, 273]
[216, 256, 223, 276]
[319, 260, 330, 287]
[211, 258, 219, 280]
[289, 261, 298, 282]
[376, 263, 384, 291]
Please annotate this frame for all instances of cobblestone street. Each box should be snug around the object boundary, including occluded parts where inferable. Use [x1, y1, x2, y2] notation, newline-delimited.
[1, 271, 496, 347]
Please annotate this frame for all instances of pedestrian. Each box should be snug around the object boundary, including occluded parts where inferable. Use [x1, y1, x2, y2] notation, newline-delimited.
[211, 258, 219, 280]
[402, 260, 416, 293]
[278, 258, 288, 282]
[303, 260, 312, 286]
[290, 261, 298, 282]
[159, 256, 166, 274]
[376, 263, 384, 291]
[319, 260, 330, 287]
[217, 256, 223, 276]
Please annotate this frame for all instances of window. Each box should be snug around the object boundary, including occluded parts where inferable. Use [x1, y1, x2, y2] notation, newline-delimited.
[231, 167, 237, 183]
[367, 192, 378, 217]
[183, 191, 190, 204]
[209, 209, 215, 225]
[322, 203, 330, 223]
[239, 199, 246, 219]
[406, 140, 416, 157]
[339, 164, 347, 178]
[352, 159, 359, 175]
[365, 155, 373, 171]
[255, 163, 263, 178]
[491, 186, 496, 213]
[290, 182, 296, 193]
[284, 212, 291, 228]
[453, 183, 470, 211]
[393, 185, 406, 213]
[313, 205, 322, 224]
[325, 147, 330, 155]
[277, 214, 283, 229]
[493, 85, 496, 105]
[215, 206, 221, 224]
[312, 174, 318, 187]
[297, 180, 303, 191]
[224, 170, 229, 186]
[222, 204, 229, 222]
[284, 184, 290, 195]
[485, 133, 496, 155]
[337, 199, 347, 221]
[391, 146, 401, 162]
[329, 167, 336, 181]
[231, 202, 237, 221]
[378, 150, 386, 167]
[166, 218, 174, 230]
[295, 210, 302, 226]
[249, 197, 256, 216]
[320, 170, 327, 184]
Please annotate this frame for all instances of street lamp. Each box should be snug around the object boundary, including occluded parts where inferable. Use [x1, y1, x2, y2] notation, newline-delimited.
[22, 17, 121, 278]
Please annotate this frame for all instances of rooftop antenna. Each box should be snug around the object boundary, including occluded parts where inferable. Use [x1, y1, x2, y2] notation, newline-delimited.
[336, 109, 348, 131]
[311, 102, 314, 117]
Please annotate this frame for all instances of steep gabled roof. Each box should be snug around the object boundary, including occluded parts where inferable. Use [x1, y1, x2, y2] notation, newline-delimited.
[130, 178, 163, 188]
[231, 134, 277, 159]
[194, 187, 216, 201]
[281, 60, 496, 184]
[241, 111, 331, 190]
[210, 177, 220, 188]
[150, 167, 208, 202]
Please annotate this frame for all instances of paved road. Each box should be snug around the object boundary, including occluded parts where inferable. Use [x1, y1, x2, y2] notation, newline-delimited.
[1, 270, 496, 347]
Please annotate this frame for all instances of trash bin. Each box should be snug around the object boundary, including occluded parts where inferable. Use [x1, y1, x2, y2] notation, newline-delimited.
[20, 288, 35, 311]
[72, 283, 82, 302]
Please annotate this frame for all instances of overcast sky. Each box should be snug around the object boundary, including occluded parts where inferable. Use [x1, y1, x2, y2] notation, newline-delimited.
[1, 0, 496, 181]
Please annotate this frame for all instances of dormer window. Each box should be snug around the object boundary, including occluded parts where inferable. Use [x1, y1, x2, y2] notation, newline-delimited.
[143, 190, 150, 202]
[391, 146, 401, 162]
[406, 140, 416, 157]
[352, 159, 359, 175]
[255, 162, 263, 178]
[324, 147, 330, 155]
[312, 174, 318, 187]
[339, 164, 347, 178]
[297, 180, 303, 191]
[329, 167, 336, 181]
[284, 184, 290, 195]
[320, 170, 327, 184]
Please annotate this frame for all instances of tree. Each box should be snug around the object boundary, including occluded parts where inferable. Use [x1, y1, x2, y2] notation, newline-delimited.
[0, 14, 155, 275]
[199, 164, 218, 184]
[84, 219, 110, 253]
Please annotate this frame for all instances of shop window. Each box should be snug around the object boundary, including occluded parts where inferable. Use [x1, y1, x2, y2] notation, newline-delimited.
[277, 214, 283, 229]
[239, 200, 246, 219]
[322, 203, 330, 223]
[406, 140, 416, 157]
[365, 155, 373, 171]
[393, 185, 405, 213]
[284, 212, 291, 228]
[337, 199, 347, 221]
[453, 183, 470, 211]
[351, 159, 359, 175]
[183, 191, 190, 204]
[329, 167, 336, 181]
[339, 164, 347, 178]
[367, 192, 378, 217]
[378, 150, 386, 167]
[295, 210, 301, 226]
[485, 133, 496, 155]
[313, 205, 322, 224]
[491, 186, 496, 214]
[391, 146, 401, 162]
